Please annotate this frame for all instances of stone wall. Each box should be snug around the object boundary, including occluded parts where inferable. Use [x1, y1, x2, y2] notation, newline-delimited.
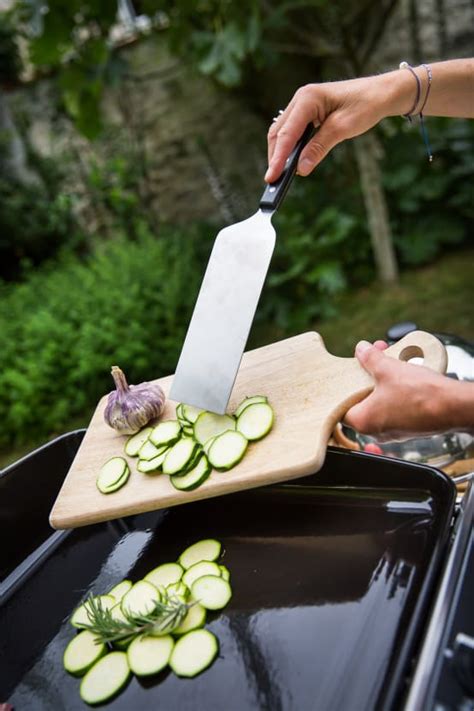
[376, 0, 473, 70]
[3, 0, 471, 232]
[6, 37, 268, 232]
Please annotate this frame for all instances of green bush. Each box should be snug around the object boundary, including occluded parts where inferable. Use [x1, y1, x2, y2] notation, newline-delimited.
[382, 117, 473, 265]
[0, 223, 211, 448]
[259, 199, 368, 332]
[0, 128, 82, 281]
[257, 141, 370, 333]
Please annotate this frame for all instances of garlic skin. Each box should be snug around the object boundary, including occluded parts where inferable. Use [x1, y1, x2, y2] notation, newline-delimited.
[104, 366, 166, 434]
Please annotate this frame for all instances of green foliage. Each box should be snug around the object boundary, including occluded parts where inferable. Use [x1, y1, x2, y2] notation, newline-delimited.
[0, 224, 210, 448]
[16, 0, 123, 138]
[259, 199, 366, 332]
[86, 155, 147, 236]
[0, 177, 78, 280]
[147, 1, 264, 86]
[0, 126, 80, 280]
[382, 117, 473, 265]
[256, 143, 370, 332]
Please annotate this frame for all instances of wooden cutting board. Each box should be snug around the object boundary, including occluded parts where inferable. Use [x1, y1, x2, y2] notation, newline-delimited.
[50, 330, 447, 529]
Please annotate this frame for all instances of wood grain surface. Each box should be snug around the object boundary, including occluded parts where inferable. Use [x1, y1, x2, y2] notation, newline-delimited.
[50, 330, 447, 529]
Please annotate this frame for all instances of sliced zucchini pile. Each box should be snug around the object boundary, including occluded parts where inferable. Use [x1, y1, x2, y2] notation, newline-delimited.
[64, 538, 232, 705]
[132, 396, 273, 490]
[97, 395, 274, 496]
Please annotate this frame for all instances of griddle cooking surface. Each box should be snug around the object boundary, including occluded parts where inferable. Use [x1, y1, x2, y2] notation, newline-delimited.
[1, 451, 454, 711]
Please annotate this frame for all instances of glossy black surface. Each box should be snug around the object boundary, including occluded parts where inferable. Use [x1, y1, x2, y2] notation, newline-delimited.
[0, 437, 455, 711]
[0, 431, 85, 581]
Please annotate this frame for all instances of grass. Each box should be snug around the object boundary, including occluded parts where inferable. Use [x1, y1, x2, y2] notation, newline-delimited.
[1, 248, 472, 470]
[317, 248, 473, 356]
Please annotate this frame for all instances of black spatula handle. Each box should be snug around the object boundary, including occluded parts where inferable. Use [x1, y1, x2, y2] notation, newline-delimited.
[260, 123, 315, 212]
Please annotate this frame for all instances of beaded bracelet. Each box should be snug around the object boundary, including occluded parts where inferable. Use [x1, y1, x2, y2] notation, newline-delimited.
[399, 61, 433, 162]
[418, 63, 433, 162]
[399, 61, 422, 119]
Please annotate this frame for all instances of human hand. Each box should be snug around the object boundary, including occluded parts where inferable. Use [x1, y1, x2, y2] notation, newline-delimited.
[265, 70, 419, 182]
[344, 340, 474, 442]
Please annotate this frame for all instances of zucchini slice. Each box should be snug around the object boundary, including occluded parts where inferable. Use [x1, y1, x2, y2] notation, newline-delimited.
[138, 439, 167, 461]
[71, 595, 115, 628]
[109, 603, 134, 649]
[173, 601, 206, 636]
[182, 425, 195, 437]
[179, 447, 203, 475]
[127, 634, 174, 677]
[191, 575, 232, 610]
[207, 430, 248, 471]
[237, 402, 274, 441]
[166, 581, 189, 602]
[137, 449, 168, 473]
[234, 395, 268, 418]
[203, 436, 217, 455]
[63, 630, 106, 676]
[150, 420, 181, 447]
[108, 580, 132, 602]
[144, 562, 183, 589]
[121, 580, 160, 618]
[169, 629, 219, 678]
[110, 602, 128, 623]
[96, 457, 129, 494]
[181, 404, 204, 424]
[170, 456, 211, 492]
[80, 651, 130, 705]
[97, 469, 130, 494]
[124, 427, 153, 457]
[193, 412, 236, 446]
[178, 539, 222, 570]
[219, 565, 231, 582]
[182, 560, 221, 589]
[97, 467, 130, 494]
[162, 438, 198, 475]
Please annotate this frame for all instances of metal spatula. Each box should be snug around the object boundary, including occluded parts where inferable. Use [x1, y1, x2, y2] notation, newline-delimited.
[170, 124, 314, 414]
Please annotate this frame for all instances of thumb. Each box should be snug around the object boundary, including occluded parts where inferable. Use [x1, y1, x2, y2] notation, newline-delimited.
[344, 342, 387, 434]
[297, 115, 343, 175]
[354, 340, 386, 377]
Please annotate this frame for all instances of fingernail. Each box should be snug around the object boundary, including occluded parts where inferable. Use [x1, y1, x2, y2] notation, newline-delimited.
[298, 158, 312, 176]
[264, 168, 272, 182]
[356, 340, 372, 353]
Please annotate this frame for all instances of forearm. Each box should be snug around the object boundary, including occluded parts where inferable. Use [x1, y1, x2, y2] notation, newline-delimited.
[383, 58, 474, 119]
[435, 378, 474, 434]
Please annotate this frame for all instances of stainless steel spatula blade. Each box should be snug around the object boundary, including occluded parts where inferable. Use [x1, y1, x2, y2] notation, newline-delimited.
[170, 124, 314, 414]
[170, 210, 275, 414]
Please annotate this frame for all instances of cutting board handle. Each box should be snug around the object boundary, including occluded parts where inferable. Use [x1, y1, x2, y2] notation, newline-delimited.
[329, 330, 448, 444]
[337, 329, 448, 415]
[383, 330, 448, 373]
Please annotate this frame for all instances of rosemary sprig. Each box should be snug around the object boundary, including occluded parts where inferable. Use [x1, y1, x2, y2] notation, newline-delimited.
[80, 592, 190, 645]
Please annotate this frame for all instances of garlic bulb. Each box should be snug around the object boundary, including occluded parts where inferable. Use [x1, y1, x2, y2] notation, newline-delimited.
[104, 366, 166, 434]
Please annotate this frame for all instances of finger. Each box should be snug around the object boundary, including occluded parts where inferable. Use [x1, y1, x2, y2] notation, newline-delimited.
[296, 114, 343, 176]
[373, 340, 389, 351]
[344, 393, 381, 435]
[265, 102, 316, 183]
[267, 100, 296, 166]
[354, 341, 387, 377]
